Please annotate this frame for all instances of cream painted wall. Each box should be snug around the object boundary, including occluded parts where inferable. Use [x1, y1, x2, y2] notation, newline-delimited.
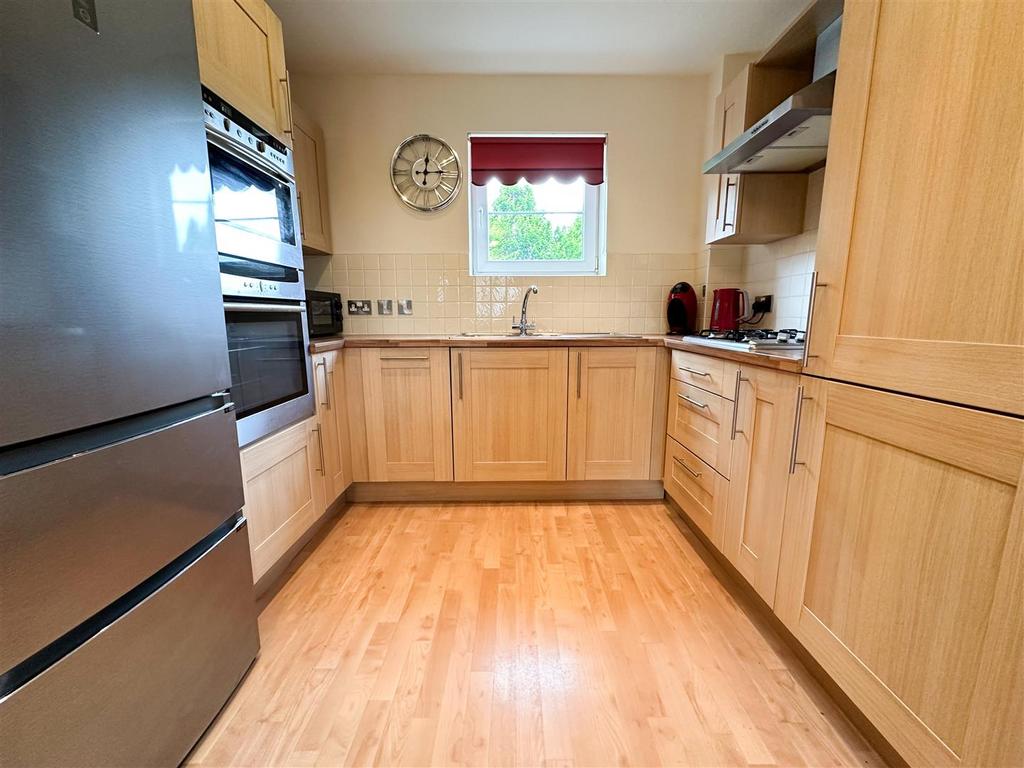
[290, 74, 711, 334]
[292, 74, 711, 256]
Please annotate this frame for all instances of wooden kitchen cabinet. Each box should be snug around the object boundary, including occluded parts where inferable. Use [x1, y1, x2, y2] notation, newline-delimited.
[667, 378, 733, 479]
[723, 365, 799, 605]
[192, 0, 293, 146]
[292, 102, 333, 255]
[345, 348, 453, 482]
[706, 64, 808, 245]
[312, 350, 350, 503]
[567, 347, 656, 480]
[239, 416, 326, 583]
[663, 436, 729, 548]
[452, 348, 567, 481]
[775, 376, 1024, 767]
[805, 0, 1023, 414]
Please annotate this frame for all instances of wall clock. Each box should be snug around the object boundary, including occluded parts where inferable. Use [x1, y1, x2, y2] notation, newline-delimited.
[390, 134, 462, 212]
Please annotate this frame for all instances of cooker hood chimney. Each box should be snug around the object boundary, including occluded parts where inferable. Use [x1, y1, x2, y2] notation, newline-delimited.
[703, 15, 842, 175]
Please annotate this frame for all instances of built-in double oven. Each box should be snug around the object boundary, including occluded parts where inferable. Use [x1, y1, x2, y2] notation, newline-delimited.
[203, 88, 314, 447]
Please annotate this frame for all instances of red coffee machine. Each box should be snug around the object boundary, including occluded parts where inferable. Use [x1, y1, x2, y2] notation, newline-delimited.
[710, 288, 747, 332]
[666, 282, 698, 335]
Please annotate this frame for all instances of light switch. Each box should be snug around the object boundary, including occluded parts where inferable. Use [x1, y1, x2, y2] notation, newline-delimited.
[397, 299, 413, 315]
[377, 299, 393, 315]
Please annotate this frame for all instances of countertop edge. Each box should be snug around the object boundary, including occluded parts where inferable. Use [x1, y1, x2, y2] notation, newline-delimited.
[310, 334, 804, 373]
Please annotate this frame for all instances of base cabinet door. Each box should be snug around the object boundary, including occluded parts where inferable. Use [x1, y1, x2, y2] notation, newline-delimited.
[452, 348, 567, 481]
[239, 417, 325, 583]
[567, 347, 656, 480]
[312, 350, 350, 502]
[345, 347, 453, 482]
[192, 0, 292, 146]
[776, 377, 1024, 767]
[723, 366, 799, 605]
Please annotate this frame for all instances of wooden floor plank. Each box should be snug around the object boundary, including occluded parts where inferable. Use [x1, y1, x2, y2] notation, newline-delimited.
[187, 501, 882, 767]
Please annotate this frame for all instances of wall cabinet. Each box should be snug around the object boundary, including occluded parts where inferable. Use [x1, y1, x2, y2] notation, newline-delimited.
[452, 348, 567, 481]
[238, 417, 325, 583]
[312, 350, 350, 503]
[776, 377, 1024, 767]
[345, 347, 453, 482]
[567, 347, 656, 480]
[292, 102, 333, 255]
[723, 365, 799, 605]
[805, 0, 1023, 414]
[192, 0, 293, 146]
[706, 63, 808, 245]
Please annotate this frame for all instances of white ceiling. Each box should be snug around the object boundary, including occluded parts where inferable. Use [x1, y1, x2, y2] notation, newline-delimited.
[269, 0, 806, 76]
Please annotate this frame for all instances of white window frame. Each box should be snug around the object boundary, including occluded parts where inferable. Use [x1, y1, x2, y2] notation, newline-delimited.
[468, 141, 608, 276]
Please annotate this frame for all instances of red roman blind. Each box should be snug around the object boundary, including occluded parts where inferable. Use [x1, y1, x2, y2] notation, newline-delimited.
[469, 135, 606, 186]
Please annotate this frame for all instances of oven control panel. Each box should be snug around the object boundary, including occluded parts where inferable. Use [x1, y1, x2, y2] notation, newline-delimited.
[221, 271, 305, 302]
[202, 88, 294, 178]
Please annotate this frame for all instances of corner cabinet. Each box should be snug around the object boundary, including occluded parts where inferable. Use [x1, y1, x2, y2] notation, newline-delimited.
[706, 63, 808, 245]
[192, 0, 293, 146]
[345, 347, 453, 482]
[292, 102, 333, 255]
[567, 347, 656, 480]
[805, 0, 1023, 414]
[776, 377, 1024, 767]
[452, 348, 568, 481]
[239, 417, 325, 583]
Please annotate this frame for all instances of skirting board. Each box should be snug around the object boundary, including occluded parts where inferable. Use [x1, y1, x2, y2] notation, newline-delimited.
[347, 480, 665, 503]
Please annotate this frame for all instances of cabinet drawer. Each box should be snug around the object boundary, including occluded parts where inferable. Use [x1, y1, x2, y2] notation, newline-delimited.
[667, 379, 733, 477]
[670, 349, 736, 398]
[663, 436, 728, 547]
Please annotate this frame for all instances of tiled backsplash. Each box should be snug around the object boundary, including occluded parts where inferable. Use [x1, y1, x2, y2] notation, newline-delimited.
[306, 252, 703, 335]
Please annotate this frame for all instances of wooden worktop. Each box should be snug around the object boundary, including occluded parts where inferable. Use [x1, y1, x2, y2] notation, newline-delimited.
[311, 333, 804, 373]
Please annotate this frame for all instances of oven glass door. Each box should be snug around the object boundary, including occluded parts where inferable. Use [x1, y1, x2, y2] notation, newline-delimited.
[224, 305, 309, 421]
[208, 140, 300, 267]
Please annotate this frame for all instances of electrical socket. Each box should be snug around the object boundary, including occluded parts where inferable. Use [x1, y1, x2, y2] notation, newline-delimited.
[347, 299, 372, 315]
[752, 294, 773, 313]
[397, 299, 413, 315]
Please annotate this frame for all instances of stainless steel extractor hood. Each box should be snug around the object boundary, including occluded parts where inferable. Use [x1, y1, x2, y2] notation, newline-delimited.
[703, 71, 835, 174]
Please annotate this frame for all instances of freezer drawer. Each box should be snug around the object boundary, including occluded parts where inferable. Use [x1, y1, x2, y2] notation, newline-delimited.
[0, 518, 259, 768]
[0, 406, 244, 676]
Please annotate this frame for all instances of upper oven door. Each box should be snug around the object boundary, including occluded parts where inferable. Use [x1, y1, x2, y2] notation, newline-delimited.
[207, 132, 302, 269]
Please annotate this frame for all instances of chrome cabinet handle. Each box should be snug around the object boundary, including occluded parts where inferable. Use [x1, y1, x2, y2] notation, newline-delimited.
[313, 424, 324, 475]
[788, 386, 813, 474]
[722, 177, 737, 229]
[315, 358, 329, 409]
[457, 352, 464, 400]
[296, 191, 305, 238]
[802, 271, 830, 366]
[680, 394, 708, 410]
[576, 351, 582, 399]
[678, 365, 710, 377]
[730, 368, 749, 440]
[673, 456, 702, 479]
[380, 353, 430, 360]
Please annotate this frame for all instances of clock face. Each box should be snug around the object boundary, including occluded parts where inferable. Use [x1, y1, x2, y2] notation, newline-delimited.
[390, 134, 462, 212]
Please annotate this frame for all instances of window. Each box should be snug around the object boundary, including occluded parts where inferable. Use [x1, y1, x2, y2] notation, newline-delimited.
[469, 134, 607, 276]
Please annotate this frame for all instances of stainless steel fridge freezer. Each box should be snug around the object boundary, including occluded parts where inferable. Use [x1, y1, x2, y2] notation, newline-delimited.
[0, 2, 259, 765]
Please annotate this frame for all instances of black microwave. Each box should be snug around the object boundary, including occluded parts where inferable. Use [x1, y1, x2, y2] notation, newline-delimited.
[306, 290, 344, 338]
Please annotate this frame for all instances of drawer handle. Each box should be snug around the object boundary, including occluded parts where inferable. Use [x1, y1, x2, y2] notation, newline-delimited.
[730, 369, 749, 440]
[380, 353, 430, 360]
[679, 394, 708, 410]
[678, 365, 710, 377]
[673, 456, 702, 479]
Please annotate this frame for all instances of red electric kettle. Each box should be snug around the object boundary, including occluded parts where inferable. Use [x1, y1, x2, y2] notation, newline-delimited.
[710, 288, 747, 332]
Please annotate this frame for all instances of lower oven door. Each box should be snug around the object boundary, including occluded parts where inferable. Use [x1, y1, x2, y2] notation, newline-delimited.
[224, 301, 315, 446]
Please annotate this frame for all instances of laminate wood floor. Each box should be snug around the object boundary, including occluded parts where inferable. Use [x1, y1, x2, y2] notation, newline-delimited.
[187, 502, 882, 767]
